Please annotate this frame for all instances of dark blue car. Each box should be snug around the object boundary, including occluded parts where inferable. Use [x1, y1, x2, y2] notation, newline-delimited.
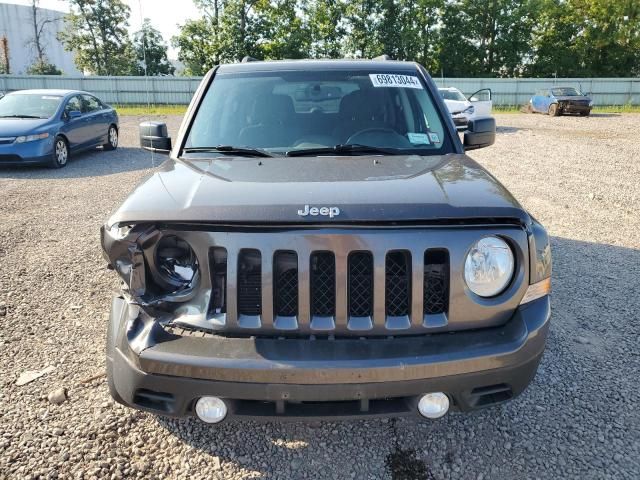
[0, 89, 119, 168]
[528, 87, 592, 117]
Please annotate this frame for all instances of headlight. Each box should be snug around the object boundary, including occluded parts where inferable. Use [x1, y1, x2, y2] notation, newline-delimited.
[588, 100, 594, 107]
[154, 235, 199, 290]
[463, 105, 475, 114]
[464, 236, 514, 297]
[15, 132, 49, 143]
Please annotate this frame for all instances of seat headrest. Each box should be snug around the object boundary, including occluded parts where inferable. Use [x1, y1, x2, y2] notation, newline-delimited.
[251, 94, 295, 124]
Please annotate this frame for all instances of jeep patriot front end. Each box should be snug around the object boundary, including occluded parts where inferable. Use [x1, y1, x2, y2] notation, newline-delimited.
[102, 59, 551, 422]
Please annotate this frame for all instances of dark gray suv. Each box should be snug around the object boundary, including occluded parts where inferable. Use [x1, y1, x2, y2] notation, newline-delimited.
[102, 59, 551, 423]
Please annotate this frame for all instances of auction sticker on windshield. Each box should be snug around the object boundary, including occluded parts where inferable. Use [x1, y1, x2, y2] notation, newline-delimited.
[370, 74, 423, 89]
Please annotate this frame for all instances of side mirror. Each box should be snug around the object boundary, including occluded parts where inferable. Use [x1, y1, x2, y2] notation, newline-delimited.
[68, 110, 82, 120]
[464, 117, 496, 151]
[139, 121, 171, 154]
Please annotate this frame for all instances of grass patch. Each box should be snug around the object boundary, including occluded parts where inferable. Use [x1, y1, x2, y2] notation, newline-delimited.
[494, 104, 640, 114]
[113, 104, 188, 116]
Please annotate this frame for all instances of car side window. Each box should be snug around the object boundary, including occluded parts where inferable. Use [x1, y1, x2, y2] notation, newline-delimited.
[64, 96, 82, 116]
[82, 94, 102, 113]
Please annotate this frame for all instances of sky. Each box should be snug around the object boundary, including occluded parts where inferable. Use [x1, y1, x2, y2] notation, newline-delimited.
[7, 0, 202, 58]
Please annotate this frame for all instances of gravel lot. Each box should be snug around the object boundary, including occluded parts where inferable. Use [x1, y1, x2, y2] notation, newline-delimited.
[1, 113, 638, 479]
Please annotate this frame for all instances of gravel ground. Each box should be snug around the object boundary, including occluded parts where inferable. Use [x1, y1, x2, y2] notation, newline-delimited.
[1, 113, 638, 479]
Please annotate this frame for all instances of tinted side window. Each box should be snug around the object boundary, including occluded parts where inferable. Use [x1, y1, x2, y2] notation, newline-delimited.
[65, 96, 82, 114]
[82, 94, 102, 113]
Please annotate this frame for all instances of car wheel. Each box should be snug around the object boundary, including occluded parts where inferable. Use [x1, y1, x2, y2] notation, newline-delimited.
[548, 104, 560, 116]
[49, 136, 69, 168]
[580, 110, 590, 117]
[104, 125, 118, 151]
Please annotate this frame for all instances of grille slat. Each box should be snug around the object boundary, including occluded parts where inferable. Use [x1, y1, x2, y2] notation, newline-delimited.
[424, 250, 449, 315]
[310, 252, 336, 317]
[385, 252, 411, 317]
[274, 251, 298, 317]
[348, 252, 373, 317]
[208, 248, 228, 315]
[238, 249, 262, 316]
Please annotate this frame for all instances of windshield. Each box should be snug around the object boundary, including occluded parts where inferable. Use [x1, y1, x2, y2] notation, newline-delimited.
[0, 93, 63, 119]
[185, 69, 451, 156]
[439, 89, 467, 102]
[551, 87, 582, 97]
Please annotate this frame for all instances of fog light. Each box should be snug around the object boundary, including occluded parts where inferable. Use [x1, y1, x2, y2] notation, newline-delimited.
[417, 392, 449, 419]
[195, 396, 227, 423]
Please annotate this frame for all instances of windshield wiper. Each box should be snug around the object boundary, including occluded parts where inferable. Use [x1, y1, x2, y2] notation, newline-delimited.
[286, 144, 401, 157]
[182, 145, 275, 157]
[0, 114, 44, 119]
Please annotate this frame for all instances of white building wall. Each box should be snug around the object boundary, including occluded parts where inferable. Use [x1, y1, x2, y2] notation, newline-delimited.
[0, 2, 80, 75]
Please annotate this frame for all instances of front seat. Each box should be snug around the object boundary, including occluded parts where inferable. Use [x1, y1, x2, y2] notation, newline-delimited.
[333, 89, 388, 143]
[238, 94, 297, 148]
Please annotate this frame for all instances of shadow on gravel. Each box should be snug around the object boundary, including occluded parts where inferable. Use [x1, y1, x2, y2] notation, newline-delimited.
[0, 147, 161, 179]
[496, 125, 522, 134]
[151, 236, 639, 479]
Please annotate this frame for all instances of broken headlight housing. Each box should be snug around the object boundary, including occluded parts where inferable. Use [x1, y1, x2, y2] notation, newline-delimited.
[102, 224, 200, 306]
[152, 235, 199, 291]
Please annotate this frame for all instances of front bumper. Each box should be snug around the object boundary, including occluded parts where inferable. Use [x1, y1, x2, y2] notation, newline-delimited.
[451, 113, 470, 130]
[108, 294, 550, 420]
[0, 138, 54, 166]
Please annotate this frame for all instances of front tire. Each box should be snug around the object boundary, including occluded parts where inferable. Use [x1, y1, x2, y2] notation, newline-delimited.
[49, 136, 69, 168]
[580, 110, 591, 117]
[548, 104, 560, 116]
[104, 125, 118, 151]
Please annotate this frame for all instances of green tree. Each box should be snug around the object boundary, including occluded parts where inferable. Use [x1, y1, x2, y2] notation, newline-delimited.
[438, 0, 539, 77]
[260, 0, 311, 60]
[133, 19, 175, 76]
[27, 60, 62, 75]
[58, 0, 136, 75]
[304, 0, 345, 58]
[343, 0, 383, 58]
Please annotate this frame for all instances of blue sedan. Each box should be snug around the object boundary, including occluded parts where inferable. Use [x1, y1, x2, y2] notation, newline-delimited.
[0, 89, 119, 168]
[528, 87, 592, 117]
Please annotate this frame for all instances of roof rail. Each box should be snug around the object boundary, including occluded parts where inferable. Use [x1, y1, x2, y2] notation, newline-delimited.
[241, 56, 259, 63]
[373, 54, 391, 61]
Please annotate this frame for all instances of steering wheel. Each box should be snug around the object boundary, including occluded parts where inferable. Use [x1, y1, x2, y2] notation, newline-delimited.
[345, 127, 412, 148]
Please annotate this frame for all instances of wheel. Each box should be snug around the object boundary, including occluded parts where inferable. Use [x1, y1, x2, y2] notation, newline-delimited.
[580, 110, 590, 117]
[49, 136, 69, 168]
[548, 104, 560, 116]
[104, 125, 118, 151]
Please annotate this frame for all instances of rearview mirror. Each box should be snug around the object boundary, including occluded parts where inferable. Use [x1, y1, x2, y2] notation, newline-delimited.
[464, 117, 496, 151]
[139, 121, 171, 154]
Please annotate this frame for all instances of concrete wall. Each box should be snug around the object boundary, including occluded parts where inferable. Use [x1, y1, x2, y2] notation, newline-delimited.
[0, 2, 80, 75]
[1, 74, 639, 106]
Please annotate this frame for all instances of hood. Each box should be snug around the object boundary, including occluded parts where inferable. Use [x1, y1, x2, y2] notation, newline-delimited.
[0, 118, 50, 136]
[442, 99, 471, 114]
[108, 154, 529, 226]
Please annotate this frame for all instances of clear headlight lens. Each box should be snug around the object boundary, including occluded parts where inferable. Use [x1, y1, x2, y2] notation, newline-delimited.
[15, 132, 49, 143]
[155, 235, 198, 289]
[464, 236, 514, 297]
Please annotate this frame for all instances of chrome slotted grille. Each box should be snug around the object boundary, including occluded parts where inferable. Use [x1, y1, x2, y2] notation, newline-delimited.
[167, 227, 528, 336]
[200, 239, 455, 336]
